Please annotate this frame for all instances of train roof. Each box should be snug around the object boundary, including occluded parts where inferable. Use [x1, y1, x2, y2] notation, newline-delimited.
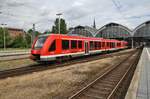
[38, 34, 126, 42]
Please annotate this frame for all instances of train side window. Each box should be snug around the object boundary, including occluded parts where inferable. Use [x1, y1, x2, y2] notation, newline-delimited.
[111, 42, 113, 48]
[112, 43, 114, 48]
[90, 41, 94, 50]
[102, 42, 105, 47]
[110, 43, 112, 48]
[78, 41, 82, 49]
[99, 42, 101, 48]
[49, 40, 56, 51]
[117, 43, 120, 46]
[71, 40, 77, 49]
[95, 42, 100, 49]
[94, 42, 97, 49]
[107, 42, 109, 47]
[62, 40, 69, 50]
[113, 43, 115, 48]
[96, 42, 99, 49]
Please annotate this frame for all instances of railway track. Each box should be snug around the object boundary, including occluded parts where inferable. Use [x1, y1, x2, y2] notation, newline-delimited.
[0, 50, 29, 61]
[68, 48, 142, 99]
[0, 53, 29, 57]
[0, 53, 29, 62]
[0, 49, 136, 80]
[0, 50, 29, 57]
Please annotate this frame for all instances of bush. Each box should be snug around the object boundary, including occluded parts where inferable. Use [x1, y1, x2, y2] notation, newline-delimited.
[11, 36, 27, 48]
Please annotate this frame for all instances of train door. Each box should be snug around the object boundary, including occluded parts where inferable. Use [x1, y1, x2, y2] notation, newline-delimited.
[84, 41, 89, 54]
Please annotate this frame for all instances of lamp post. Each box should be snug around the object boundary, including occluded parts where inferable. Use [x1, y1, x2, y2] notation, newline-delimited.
[32, 24, 35, 43]
[56, 13, 62, 34]
[1, 24, 7, 50]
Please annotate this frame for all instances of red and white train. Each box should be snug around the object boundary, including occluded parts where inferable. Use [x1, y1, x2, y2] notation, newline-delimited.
[30, 34, 128, 62]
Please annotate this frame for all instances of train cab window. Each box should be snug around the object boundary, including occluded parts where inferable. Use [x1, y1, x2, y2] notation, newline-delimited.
[78, 41, 82, 49]
[49, 40, 56, 51]
[71, 40, 77, 49]
[34, 36, 48, 49]
[62, 40, 69, 50]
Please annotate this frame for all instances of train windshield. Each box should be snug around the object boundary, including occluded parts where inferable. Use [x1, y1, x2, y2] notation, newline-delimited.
[34, 36, 48, 49]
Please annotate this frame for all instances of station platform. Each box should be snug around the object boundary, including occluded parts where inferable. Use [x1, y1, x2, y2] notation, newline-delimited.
[125, 47, 150, 99]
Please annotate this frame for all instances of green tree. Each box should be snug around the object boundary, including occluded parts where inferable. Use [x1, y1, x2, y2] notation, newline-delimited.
[60, 19, 67, 34]
[0, 27, 3, 48]
[25, 29, 40, 48]
[44, 30, 51, 34]
[52, 26, 56, 33]
[27, 29, 39, 37]
[25, 33, 32, 48]
[51, 18, 67, 34]
[0, 27, 12, 48]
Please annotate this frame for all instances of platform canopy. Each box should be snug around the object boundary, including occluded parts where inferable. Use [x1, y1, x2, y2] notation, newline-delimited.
[95, 23, 132, 39]
[133, 21, 150, 38]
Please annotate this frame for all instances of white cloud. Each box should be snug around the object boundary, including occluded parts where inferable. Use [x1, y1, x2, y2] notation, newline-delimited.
[0, 0, 150, 32]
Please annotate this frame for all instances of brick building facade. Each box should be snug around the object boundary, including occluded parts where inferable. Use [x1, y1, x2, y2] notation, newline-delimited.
[7, 28, 24, 38]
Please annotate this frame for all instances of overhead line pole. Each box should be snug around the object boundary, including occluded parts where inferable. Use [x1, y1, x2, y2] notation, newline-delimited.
[32, 24, 35, 43]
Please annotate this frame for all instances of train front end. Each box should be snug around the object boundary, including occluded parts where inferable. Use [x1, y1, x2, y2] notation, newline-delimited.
[30, 35, 48, 61]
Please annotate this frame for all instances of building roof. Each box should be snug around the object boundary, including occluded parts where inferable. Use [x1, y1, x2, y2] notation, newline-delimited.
[7, 27, 23, 31]
[133, 20, 150, 37]
[95, 22, 132, 38]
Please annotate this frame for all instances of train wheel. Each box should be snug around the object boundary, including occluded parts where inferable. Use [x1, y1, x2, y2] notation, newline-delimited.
[56, 57, 63, 63]
[56, 56, 71, 63]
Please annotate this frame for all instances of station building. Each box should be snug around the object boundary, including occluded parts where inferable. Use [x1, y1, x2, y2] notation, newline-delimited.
[68, 22, 132, 47]
[68, 23, 132, 39]
[95, 23, 131, 39]
[68, 25, 96, 37]
[133, 21, 150, 46]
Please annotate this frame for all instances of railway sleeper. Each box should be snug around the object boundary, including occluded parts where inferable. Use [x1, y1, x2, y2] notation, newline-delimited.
[100, 79, 119, 83]
[93, 84, 114, 90]
[83, 93, 106, 99]
[106, 77, 122, 80]
[96, 83, 114, 88]
[79, 94, 103, 99]
[99, 80, 116, 85]
[91, 86, 112, 92]
[87, 88, 111, 96]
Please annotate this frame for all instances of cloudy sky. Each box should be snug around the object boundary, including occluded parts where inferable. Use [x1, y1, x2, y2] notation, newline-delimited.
[0, 0, 150, 32]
